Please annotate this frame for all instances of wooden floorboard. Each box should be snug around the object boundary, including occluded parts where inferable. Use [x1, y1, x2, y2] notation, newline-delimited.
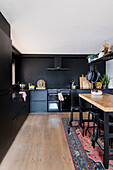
[0, 112, 82, 170]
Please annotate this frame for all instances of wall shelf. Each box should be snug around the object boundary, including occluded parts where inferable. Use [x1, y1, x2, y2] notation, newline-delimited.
[89, 52, 113, 64]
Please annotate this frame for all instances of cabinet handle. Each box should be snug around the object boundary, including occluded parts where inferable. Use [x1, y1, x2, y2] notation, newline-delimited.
[48, 94, 58, 96]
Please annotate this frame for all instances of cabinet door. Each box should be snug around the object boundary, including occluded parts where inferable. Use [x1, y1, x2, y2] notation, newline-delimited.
[0, 93, 14, 162]
[102, 89, 113, 94]
[0, 92, 29, 163]
[30, 101, 47, 112]
[0, 28, 12, 91]
[30, 90, 47, 101]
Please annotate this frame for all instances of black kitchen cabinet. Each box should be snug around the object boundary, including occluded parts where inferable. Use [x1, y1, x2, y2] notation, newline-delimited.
[0, 28, 12, 91]
[0, 13, 30, 163]
[0, 12, 10, 38]
[0, 91, 29, 163]
[30, 90, 47, 112]
[12, 91, 29, 132]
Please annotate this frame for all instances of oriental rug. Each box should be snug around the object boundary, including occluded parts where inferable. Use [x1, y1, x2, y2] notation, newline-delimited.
[62, 118, 113, 170]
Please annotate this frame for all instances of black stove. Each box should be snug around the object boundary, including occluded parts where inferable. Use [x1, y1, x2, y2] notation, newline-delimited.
[48, 88, 71, 94]
[47, 88, 71, 112]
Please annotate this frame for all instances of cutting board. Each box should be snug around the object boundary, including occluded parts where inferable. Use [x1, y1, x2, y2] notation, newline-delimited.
[83, 80, 90, 89]
[80, 74, 86, 89]
[80, 74, 92, 89]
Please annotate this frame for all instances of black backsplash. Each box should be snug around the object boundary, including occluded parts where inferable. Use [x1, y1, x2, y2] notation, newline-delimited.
[19, 55, 105, 89]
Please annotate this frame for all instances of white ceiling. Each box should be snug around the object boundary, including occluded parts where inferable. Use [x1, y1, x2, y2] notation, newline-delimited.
[0, 0, 113, 54]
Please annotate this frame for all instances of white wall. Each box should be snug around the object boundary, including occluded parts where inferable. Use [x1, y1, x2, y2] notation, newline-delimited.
[106, 60, 113, 88]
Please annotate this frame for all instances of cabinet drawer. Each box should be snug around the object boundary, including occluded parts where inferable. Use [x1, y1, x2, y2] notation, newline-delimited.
[30, 90, 47, 101]
[30, 101, 47, 112]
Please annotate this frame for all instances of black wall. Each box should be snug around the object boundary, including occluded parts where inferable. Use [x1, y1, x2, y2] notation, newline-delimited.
[19, 55, 105, 88]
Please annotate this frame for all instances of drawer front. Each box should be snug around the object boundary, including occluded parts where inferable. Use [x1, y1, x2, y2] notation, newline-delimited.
[30, 90, 47, 101]
[30, 101, 47, 112]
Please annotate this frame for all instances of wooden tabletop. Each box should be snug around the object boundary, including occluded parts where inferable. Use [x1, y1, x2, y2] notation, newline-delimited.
[79, 93, 113, 112]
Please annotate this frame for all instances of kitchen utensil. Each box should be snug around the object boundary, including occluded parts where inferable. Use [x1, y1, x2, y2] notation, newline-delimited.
[87, 67, 100, 84]
[91, 70, 100, 83]
[80, 74, 86, 89]
[19, 84, 26, 89]
[87, 70, 92, 82]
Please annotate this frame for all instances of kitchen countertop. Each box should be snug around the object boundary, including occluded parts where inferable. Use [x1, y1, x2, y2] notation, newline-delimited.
[79, 93, 113, 112]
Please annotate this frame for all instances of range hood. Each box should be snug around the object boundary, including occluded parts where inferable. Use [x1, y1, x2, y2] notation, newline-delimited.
[47, 57, 70, 71]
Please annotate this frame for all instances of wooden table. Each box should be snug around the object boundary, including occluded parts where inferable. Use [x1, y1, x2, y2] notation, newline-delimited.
[79, 93, 113, 169]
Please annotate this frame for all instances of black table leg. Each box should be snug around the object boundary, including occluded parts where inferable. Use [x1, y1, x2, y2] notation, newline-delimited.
[70, 108, 73, 126]
[103, 112, 109, 169]
[79, 97, 82, 127]
[79, 97, 85, 136]
[68, 108, 73, 134]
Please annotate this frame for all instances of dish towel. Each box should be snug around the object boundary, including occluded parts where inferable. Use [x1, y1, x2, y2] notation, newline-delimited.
[58, 92, 64, 101]
[19, 92, 27, 101]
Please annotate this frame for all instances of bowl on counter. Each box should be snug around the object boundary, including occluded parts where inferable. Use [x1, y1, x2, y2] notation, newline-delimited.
[91, 90, 103, 95]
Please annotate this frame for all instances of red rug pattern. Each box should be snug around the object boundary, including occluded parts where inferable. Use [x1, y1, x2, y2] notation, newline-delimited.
[62, 118, 113, 170]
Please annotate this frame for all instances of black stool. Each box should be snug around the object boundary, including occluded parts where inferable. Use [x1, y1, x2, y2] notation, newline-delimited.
[79, 107, 95, 137]
[98, 114, 113, 148]
[68, 106, 77, 134]
[85, 109, 100, 148]
[68, 106, 91, 135]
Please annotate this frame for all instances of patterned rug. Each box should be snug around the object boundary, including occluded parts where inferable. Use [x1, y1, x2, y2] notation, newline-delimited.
[62, 118, 113, 170]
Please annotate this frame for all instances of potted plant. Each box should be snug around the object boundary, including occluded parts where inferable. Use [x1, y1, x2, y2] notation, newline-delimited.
[99, 74, 111, 89]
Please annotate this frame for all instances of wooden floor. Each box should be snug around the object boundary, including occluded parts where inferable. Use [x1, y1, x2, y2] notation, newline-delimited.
[0, 112, 81, 170]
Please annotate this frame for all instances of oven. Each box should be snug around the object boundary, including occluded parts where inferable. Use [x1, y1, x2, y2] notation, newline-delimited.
[48, 93, 59, 112]
[48, 89, 59, 112]
[48, 100, 59, 112]
[47, 89, 71, 112]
